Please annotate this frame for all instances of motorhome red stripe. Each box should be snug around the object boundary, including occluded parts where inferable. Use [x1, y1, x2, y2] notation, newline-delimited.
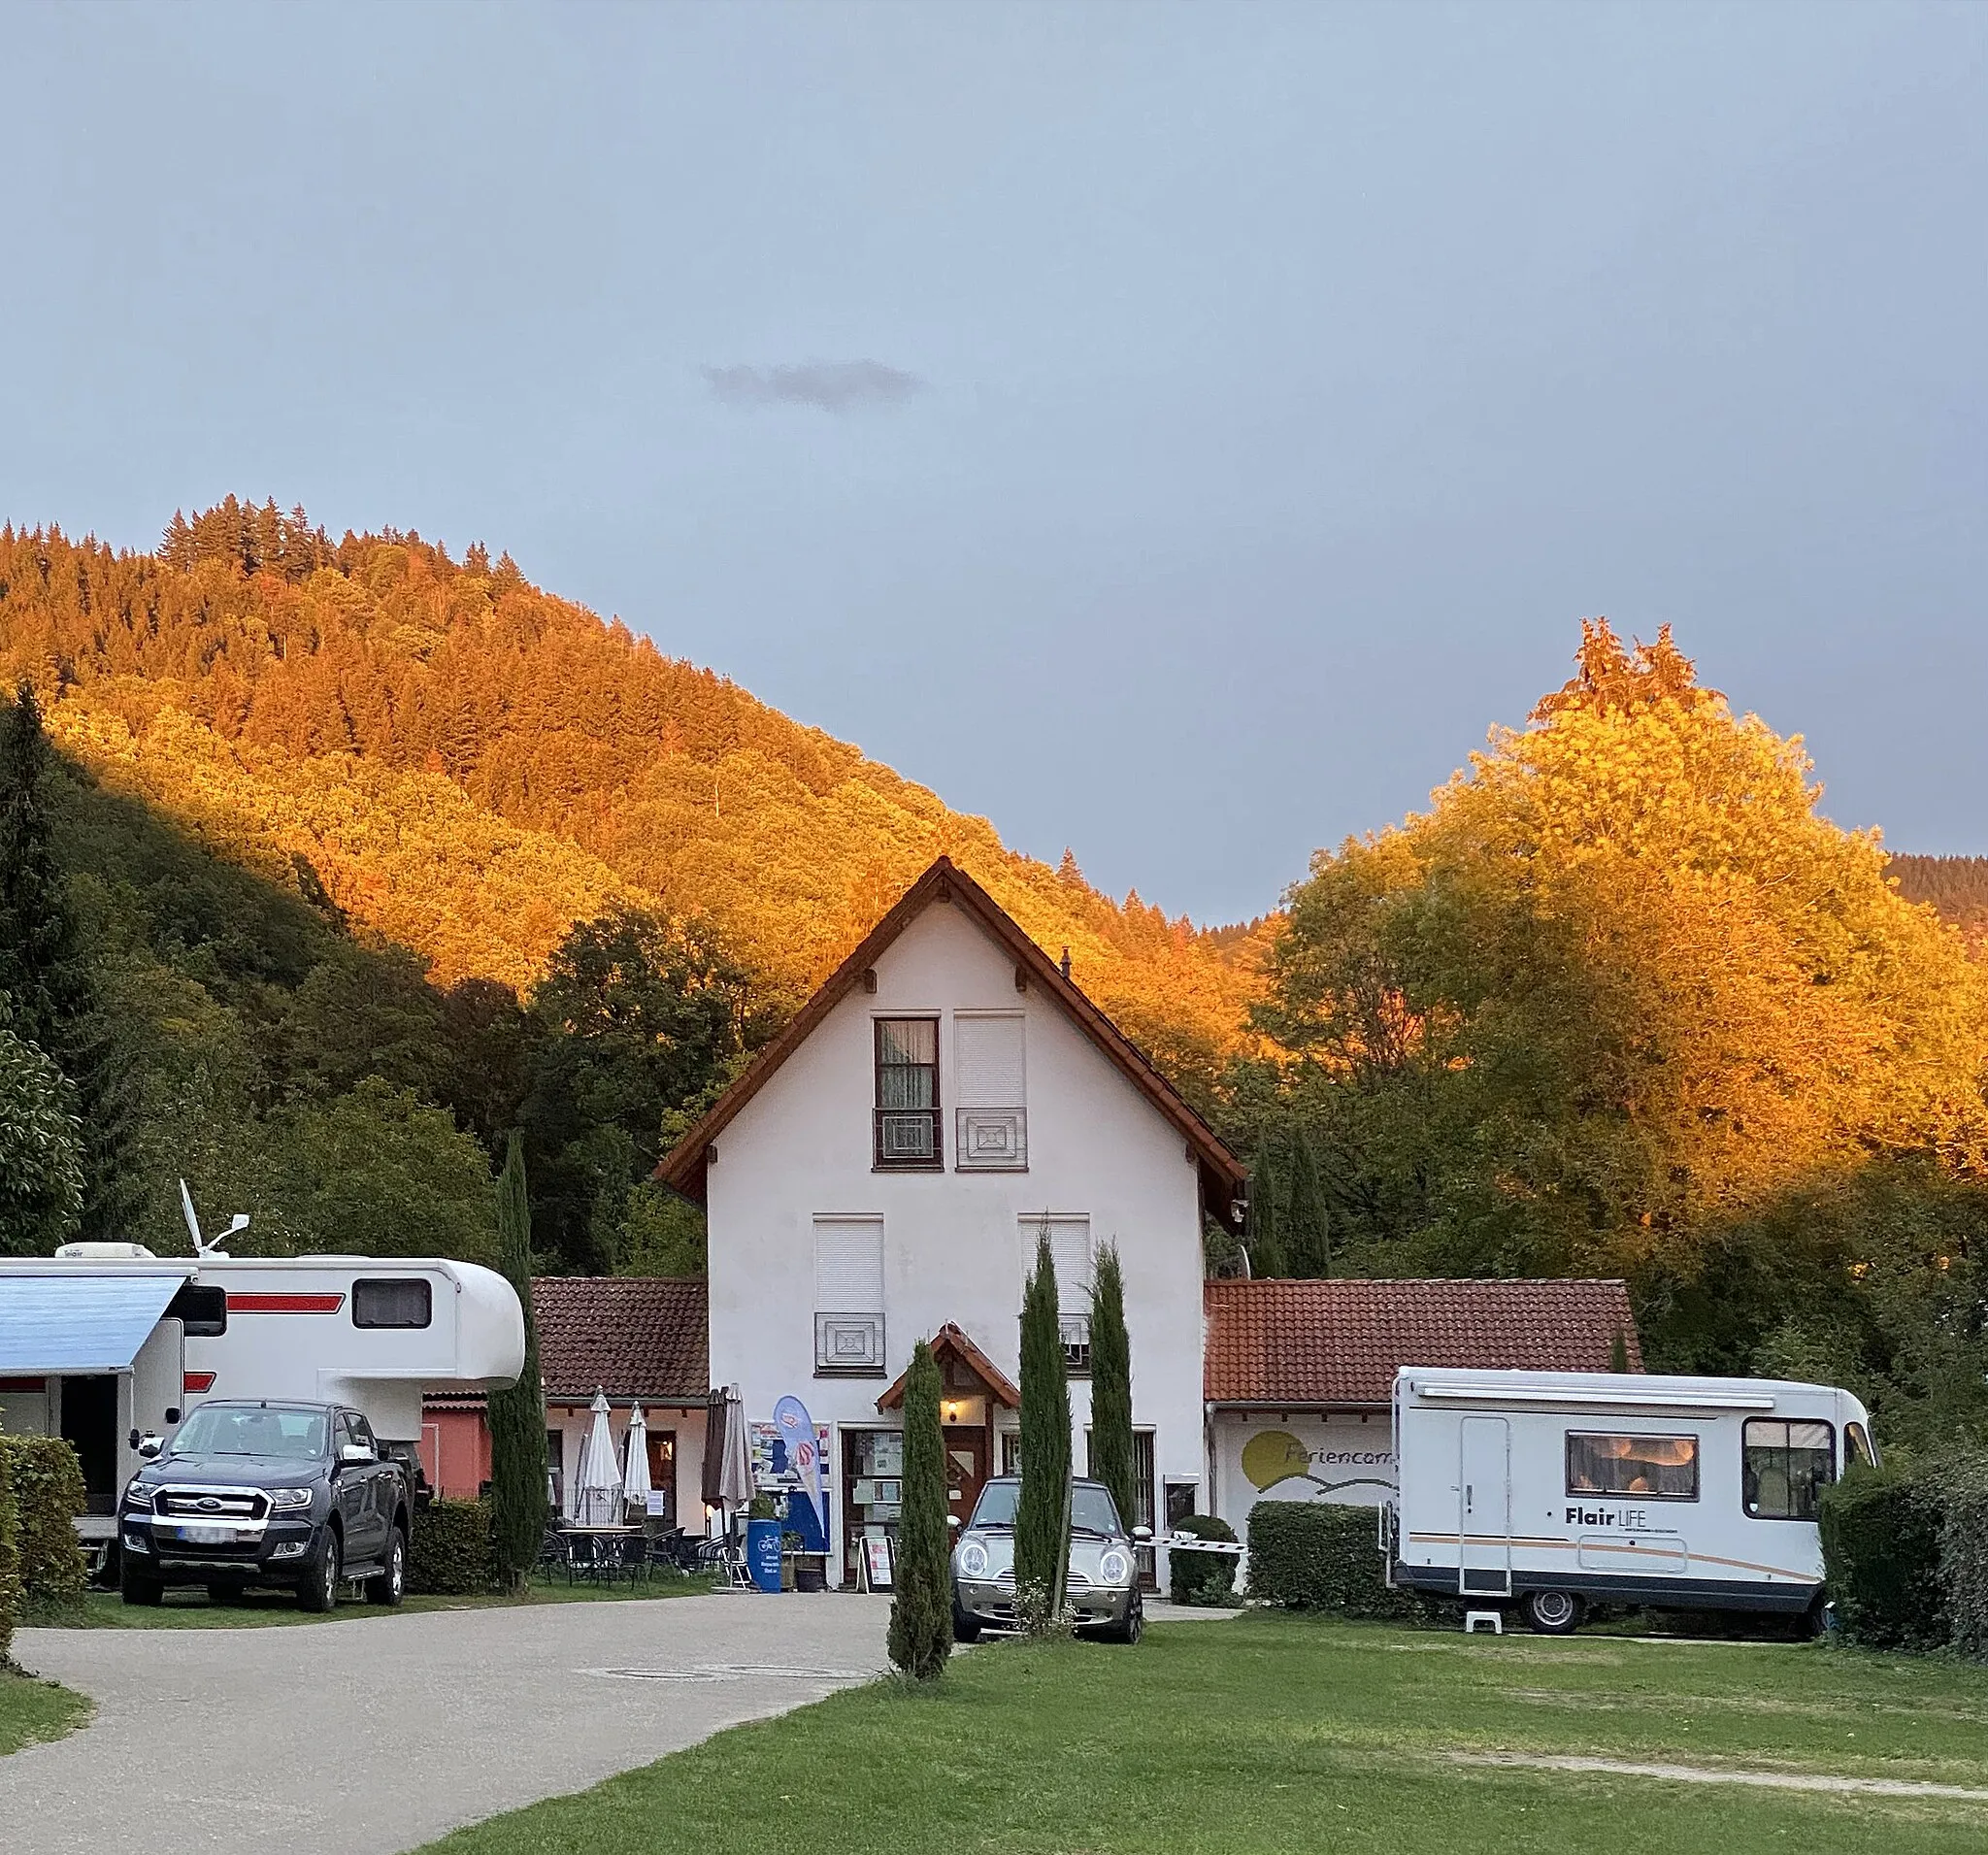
[183, 1371, 216, 1393]
[225, 1292, 345, 1314]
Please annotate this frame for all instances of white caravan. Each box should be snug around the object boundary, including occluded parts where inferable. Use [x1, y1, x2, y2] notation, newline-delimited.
[1386, 1367, 1876, 1634]
[0, 1247, 524, 1565]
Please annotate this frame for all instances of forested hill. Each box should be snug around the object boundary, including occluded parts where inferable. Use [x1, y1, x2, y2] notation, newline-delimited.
[1889, 855, 1988, 939]
[0, 501, 1262, 1084]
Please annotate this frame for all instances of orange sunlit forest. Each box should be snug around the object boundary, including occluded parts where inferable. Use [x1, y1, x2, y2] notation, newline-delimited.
[2, 503, 1984, 1447]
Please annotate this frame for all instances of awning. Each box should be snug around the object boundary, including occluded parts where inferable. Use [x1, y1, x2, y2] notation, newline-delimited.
[0, 1273, 191, 1374]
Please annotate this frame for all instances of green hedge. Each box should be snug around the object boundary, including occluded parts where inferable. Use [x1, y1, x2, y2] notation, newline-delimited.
[1245, 1502, 1429, 1620]
[1938, 1452, 1988, 1661]
[1169, 1513, 1238, 1606]
[0, 1436, 88, 1608]
[0, 1441, 18, 1666]
[409, 1498, 503, 1596]
[1819, 1462, 1949, 1652]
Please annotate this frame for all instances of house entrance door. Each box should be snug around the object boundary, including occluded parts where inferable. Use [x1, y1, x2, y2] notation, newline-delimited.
[943, 1427, 989, 1527]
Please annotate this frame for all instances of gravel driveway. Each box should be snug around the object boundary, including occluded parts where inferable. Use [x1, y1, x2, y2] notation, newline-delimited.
[3, 1592, 889, 1855]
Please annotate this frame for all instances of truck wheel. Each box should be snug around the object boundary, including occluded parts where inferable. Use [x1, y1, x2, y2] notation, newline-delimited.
[300, 1529, 342, 1613]
[120, 1561, 164, 1607]
[367, 1526, 407, 1607]
[1521, 1589, 1584, 1635]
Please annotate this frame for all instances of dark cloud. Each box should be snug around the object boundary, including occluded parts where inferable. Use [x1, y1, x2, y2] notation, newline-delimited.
[702, 360, 927, 413]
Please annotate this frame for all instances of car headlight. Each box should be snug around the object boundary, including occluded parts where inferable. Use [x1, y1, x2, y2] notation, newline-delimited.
[269, 1487, 315, 1510]
[1099, 1548, 1132, 1587]
[122, 1486, 153, 1511]
[958, 1539, 989, 1578]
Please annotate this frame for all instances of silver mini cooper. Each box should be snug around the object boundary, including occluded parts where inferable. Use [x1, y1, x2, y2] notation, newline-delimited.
[949, 1474, 1146, 1643]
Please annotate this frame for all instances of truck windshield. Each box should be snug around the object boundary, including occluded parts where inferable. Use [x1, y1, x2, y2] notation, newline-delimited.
[171, 1406, 328, 1459]
[968, 1481, 1122, 1536]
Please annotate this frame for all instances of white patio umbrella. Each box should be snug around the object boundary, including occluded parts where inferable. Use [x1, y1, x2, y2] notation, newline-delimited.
[621, 1404, 652, 1519]
[574, 1388, 622, 1527]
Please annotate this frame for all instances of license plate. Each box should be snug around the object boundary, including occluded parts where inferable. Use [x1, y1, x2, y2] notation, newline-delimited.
[171, 1525, 236, 1545]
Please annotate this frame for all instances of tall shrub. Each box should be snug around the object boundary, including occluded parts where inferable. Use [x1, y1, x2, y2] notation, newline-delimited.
[1087, 1242, 1135, 1536]
[1939, 1450, 1988, 1661]
[0, 1435, 87, 1607]
[487, 1132, 548, 1591]
[1015, 1228, 1071, 1630]
[1246, 1502, 1428, 1619]
[0, 1427, 19, 1664]
[888, 1340, 952, 1679]
[1819, 1462, 1947, 1651]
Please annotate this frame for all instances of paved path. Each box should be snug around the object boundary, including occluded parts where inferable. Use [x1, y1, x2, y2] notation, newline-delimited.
[1452, 1751, 1988, 1803]
[4, 1592, 889, 1855]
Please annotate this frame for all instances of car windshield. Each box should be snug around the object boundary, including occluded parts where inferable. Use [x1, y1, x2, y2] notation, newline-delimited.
[967, 1480, 1121, 1536]
[170, 1405, 328, 1460]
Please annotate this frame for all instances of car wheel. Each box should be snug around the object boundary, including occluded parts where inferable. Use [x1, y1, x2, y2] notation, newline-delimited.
[367, 1526, 407, 1607]
[1104, 1592, 1144, 1645]
[120, 1561, 164, 1607]
[300, 1529, 342, 1613]
[1520, 1589, 1584, 1636]
[950, 1595, 982, 1642]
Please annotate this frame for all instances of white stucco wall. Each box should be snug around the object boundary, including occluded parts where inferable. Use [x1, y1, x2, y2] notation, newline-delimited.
[1209, 1409, 1397, 1532]
[706, 899, 1210, 1580]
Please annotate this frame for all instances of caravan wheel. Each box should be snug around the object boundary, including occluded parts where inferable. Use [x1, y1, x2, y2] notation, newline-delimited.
[1520, 1589, 1585, 1635]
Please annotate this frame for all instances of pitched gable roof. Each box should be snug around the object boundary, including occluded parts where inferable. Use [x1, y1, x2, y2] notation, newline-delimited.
[1204, 1276, 1640, 1408]
[655, 857, 1246, 1222]
[532, 1275, 709, 1404]
[875, 1322, 1022, 1411]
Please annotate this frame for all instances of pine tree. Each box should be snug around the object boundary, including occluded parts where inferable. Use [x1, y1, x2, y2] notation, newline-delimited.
[1087, 1242, 1135, 1534]
[487, 1132, 548, 1591]
[0, 683, 142, 1241]
[1014, 1227, 1071, 1631]
[887, 1338, 952, 1679]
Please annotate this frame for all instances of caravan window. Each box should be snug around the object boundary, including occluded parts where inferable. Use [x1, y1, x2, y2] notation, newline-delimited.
[352, 1278, 432, 1330]
[1566, 1433, 1699, 1500]
[1743, 1419, 1835, 1520]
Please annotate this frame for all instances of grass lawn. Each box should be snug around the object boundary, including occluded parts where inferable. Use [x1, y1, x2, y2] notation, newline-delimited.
[0, 1669, 92, 1756]
[416, 1612, 1988, 1855]
[24, 1569, 712, 1630]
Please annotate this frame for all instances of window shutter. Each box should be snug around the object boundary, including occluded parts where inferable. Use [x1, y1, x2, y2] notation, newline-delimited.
[813, 1217, 884, 1312]
[1051, 1222, 1092, 1314]
[954, 1013, 1025, 1109]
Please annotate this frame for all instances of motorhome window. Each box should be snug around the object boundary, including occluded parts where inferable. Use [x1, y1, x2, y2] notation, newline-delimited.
[1742, 1418, 1836, 1520]
[352, 1278, 432, 1329]
[172, 1405, 328, 1459]
[164, 1281, 227, 1337]
[1565, 1433, 1699, 1500]
[1845, 1422, 1877, 1471]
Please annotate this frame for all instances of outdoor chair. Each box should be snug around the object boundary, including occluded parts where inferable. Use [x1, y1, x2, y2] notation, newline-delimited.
[538, 1528, 573, 1586]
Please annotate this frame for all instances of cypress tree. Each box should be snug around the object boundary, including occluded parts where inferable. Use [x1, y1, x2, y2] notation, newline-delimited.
[487, 1132, 549, 1591]
[0, 683, 141, 1241]
[1244, 1137, 1287, 1277]
[1087, 1242, 1135, 1535]
[1014, 1227, 1071, 1631]
[887, 1338, 952, 1679]
[1281, 1122, 1332, 1278]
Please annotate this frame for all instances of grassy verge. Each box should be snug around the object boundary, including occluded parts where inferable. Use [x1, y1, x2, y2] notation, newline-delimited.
[0, 1669, 92, 1756]
[23, 1569, 712, 1630]
[417, 1613, 1988, 1855]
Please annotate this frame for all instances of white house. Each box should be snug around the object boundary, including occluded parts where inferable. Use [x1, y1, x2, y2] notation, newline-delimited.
[659, 856, 1248, 1587]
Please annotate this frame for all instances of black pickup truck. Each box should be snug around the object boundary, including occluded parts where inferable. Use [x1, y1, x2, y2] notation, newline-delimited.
[118, 1399, 410, 1610]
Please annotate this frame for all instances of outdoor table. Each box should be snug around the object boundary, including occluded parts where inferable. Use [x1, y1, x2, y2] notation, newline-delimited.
[559, 1524, 643, 1583]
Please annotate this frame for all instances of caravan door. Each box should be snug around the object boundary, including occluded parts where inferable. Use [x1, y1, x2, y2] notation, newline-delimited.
[1459, 1416, 1511, 1597]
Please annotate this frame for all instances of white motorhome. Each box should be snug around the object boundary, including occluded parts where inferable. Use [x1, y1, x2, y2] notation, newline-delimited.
[1386, 1367, 1877, 1633]
[0, 1246, 523, 1564]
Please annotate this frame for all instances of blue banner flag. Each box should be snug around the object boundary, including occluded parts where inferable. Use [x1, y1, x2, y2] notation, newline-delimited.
[772, 1394, 825, 1537]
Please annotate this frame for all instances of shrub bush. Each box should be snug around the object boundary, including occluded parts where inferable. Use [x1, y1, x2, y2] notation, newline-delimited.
[1939, 1450, 1988, 1662]
[0, 1440, 18, 1666]
[1819, 1461, 1947, 1652]
[0, 1436, 87, 1607]
[1169, 1513, 1238, 1606]
[1245, 1502, 1429, 1620]
[408, 1498, 501, 1597]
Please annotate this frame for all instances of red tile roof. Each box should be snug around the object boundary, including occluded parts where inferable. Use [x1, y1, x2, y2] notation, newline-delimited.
[1204, 1277, 1640, 1407]
[531, 1276, 709, 1404]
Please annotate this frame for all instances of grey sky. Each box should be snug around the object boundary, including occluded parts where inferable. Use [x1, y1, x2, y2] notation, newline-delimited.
[2, 2, 1983, 924]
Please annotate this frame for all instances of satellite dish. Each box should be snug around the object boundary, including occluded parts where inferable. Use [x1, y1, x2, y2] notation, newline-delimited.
[180, 1178, 248, 1260]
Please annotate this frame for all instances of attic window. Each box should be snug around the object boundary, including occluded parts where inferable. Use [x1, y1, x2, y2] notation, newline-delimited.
[875, 1018, 941, 1169]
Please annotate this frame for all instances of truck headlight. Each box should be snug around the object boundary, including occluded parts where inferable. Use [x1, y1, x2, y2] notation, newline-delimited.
[958, 1539, 989, 1579]
[1099, 1548, 1132, 1587]
[269, 1487, 315, 1510]
[122, 1486, 153, 1511]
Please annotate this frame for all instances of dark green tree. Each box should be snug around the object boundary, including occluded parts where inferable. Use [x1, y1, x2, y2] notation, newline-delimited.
[0, 992, 84, 1255]
[1087, 1242, 1135, 1535]
[487, 1133, 549, 1591]
[1014, 1227, 1072, 1630]
[887, 1338, 952, 1679]
[1243, 1140, 1287, 1277]
[0, 683, 142, 1240]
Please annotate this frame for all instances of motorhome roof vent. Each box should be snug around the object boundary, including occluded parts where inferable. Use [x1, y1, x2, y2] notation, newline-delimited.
[52, 1242, 157, 1261]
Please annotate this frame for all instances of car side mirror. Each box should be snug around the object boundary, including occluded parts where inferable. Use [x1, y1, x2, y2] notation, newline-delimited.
[137, 1435, 164, 1460]
[1132, 1525, 1153, 1543]
[947, 1515, 962, 1530]
[339, 1443, 375, 1466]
